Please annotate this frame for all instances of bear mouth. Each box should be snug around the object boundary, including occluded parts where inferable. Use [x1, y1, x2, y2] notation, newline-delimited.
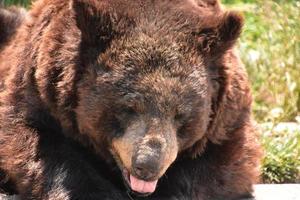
[110, 148, 159, 196]
[122, 169, 158, 197]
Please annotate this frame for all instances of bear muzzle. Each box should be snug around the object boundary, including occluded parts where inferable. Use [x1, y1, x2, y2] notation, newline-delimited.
[128, 142, 163, 194]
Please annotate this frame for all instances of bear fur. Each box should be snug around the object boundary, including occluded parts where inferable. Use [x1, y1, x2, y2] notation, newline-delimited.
[0, 6, 26, 50]
[0, 0, 261, 199]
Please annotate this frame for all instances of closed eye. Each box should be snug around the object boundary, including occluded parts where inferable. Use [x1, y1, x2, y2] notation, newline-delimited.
[115, 106, 137, 121]
[175, 113, 185, 122]
[121, 107, 136, 116]
[177, 124, 189, 139]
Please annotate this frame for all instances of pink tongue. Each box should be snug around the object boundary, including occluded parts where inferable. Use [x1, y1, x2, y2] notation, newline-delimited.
[130, 174, 158, 194]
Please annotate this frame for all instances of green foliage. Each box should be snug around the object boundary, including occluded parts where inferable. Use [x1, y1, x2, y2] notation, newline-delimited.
[261, 124, 300, 183]
[236, 1, 300, 124]
[2, 0, 30, 7]
[223, 0, 298, 4]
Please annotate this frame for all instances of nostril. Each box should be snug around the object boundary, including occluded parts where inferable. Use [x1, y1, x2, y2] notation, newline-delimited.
[134, 165, 155, 180]
[133, 155, 159, 180]
[135, 166, 145, 176]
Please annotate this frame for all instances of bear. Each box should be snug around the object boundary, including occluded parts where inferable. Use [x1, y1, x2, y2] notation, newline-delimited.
[0, 0, 262, 199]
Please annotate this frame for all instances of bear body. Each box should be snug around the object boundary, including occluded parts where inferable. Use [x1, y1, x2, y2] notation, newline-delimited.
[0, 0, 261, 199]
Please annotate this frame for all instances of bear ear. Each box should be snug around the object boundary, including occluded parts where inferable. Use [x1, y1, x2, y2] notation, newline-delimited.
[198, 11, 244, 57]
[71, 0, 114, 48]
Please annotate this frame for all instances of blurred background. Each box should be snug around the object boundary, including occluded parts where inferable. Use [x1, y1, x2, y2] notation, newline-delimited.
[1, 0, 299, 184]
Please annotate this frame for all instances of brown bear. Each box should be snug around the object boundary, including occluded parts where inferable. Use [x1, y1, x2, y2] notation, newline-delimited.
[0, 0, 262, 199]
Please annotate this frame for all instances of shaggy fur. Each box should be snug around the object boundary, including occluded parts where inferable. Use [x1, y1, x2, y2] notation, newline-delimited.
[0, 0, 261, 199]
[0, 6, 26, 49]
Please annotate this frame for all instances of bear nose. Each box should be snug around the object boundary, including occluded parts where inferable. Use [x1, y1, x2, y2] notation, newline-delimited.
[132, 140, 162, 180]
[132, 154, 159, 180]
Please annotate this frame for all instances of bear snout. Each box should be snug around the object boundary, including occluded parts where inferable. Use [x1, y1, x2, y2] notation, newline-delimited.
[132, 141, 163, 180]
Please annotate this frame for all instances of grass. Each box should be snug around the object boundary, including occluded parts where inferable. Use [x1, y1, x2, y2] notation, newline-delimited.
[1, 0, 30, 7]
[2, 0, 300, 184]
[236, 1, 300, 124]
[261, 124, 300, 183]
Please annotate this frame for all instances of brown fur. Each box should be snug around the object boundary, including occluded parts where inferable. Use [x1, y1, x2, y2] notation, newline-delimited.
[0, 6, 26, 49]
[0, 0, 262, 199]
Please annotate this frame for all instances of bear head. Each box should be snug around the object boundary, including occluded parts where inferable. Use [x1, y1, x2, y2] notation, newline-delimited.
[29, 0, 243, 196]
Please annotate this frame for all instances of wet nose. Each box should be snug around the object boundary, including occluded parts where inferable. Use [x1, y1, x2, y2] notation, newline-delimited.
[132, 140, 162, 180]
[133, 154, 159, 180]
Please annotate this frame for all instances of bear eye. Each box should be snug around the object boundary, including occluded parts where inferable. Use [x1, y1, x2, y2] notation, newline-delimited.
[177, 125, 188, 139]
[115, 107, 137, 120]
[122, 107, 136, 116]
[175, 113, 186, 123]
[111, 119, 124, 137]
[174, 113, 190, 139]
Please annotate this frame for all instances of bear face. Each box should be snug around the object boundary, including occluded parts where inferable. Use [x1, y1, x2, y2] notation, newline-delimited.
[70, 0, 243, 195]
[75, 33, 213, 194]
